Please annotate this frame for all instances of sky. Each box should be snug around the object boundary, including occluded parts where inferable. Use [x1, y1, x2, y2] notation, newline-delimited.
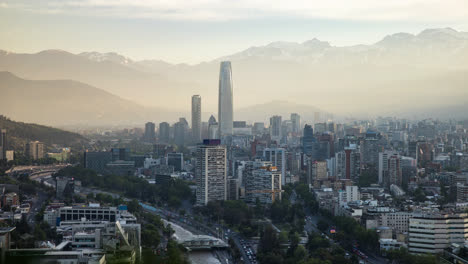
[1, 0, 468, 64]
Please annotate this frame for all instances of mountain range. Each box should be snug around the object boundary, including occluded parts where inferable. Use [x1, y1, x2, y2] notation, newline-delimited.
[1, 27, 468, 125]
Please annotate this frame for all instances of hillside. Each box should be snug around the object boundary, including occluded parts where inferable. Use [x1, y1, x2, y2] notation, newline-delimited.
[0, 72, 183, 126]
[0, 115, 89, 151]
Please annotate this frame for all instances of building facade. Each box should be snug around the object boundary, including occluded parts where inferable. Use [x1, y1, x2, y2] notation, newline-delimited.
[218, 61, 233, 137]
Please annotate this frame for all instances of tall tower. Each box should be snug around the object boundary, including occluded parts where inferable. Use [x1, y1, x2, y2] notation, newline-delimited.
[191, 95, 202, 143]
[290, 113, 301, 134]
[218, 61, 233, 137]
[0, 129, 6, 160]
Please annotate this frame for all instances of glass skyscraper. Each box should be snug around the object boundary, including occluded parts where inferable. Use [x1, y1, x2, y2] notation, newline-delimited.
[191, 95, 202, 143]
[218, 61, 233, 137]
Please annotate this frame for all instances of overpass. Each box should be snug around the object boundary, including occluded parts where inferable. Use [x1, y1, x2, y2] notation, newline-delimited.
[180, 235, 228, 251]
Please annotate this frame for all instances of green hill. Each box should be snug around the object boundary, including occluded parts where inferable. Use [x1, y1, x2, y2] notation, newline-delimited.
[0, 115, 88, 152]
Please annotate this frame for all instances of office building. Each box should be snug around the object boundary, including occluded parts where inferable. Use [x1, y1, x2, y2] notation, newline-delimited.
[174, 118, 188, 146]
[409, 213, 468, 254]
[192, 95, 202, 143]
[269, 115, 282, 141]
[167, 152, 184, 172]
[218, 61, 233, 137]
[208, 115, 219, 139]
[26, 141, 44, 160]
[378, 151, 402, 187]
[143, 122, 156, 143]
[263, 148, 286, 185]
[84, 151, 113, 174]
[360, 137, 382, 167]
[291, 113, 301, 134]
[196, 140, 227, 206]
[111, 148, 129, 161]
[244, 161, 282, 204]
[302, 124, 316, 155]
[158, 122, 170, 143]
[253, 122, 265, 135]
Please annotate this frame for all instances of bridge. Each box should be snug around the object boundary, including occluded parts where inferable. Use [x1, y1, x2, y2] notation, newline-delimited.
[180, 235, 228, 251]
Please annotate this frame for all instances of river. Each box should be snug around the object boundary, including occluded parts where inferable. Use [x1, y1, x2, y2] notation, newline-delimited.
[162, 219, 222, 264]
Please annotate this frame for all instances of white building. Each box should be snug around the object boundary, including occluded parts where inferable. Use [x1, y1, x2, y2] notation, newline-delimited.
[196, 140, 227, 206]
[409, 213, 468, 254]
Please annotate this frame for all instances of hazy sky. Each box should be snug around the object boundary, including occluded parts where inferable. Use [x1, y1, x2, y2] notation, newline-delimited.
[1, 0, 468, 64]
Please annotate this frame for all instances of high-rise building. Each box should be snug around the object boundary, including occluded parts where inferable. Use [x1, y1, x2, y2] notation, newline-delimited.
[196, 140, 227, 206]
[191, 95, 202, 143]
[218, 61, 233, 137]
[269, 115, 282, 141]
[244, 161, 282, 204]
[378, 151, 402, 187]
[263, 148, 286, 185]
[158, 122, 170, 143]
[0, 129, 6, 160]
[208, 115, 219, 139]
[307, 160, 327, 184]
[174, 118, 188, 146]
[26, 141, 44, 160]
[143, 122, 156, 143]
[290, 113, 301, 134]
[302, 124, 316, 155]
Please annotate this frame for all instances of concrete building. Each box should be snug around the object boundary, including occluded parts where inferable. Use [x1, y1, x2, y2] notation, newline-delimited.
[409, 213, 468, 254]
[379, 151, 402, 187]
[143, 122, 156, 143]
[192, 95, 202, 143]
[218, 61, 233, 137]
[263, 148, 286, 185]
[291, 113, 301, 135]
[26, 141, 44, 160]
[196, 140, 227, 206]
[269, 115, 282, 142]
[158, 122, 170, 143]
[244, 161, 282, 204]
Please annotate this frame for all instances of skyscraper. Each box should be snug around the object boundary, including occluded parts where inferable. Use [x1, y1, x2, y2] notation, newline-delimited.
[269, 115, 282, 141]
[0, 129, 6, 160]
[174, 118, 188, 146]
[196, 140, 227, 206]
[291, 113, 301, 134]
[302, 124, 316, 155]
[208, 115, 219, 139]
[191, 95, 202, 143]
[218, 61, 233, 137]
[143, 122, 156, 143]
[158, 122, 170, 143]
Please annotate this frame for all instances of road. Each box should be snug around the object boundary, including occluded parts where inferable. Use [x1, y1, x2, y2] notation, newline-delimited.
[27, 190, 49, 227]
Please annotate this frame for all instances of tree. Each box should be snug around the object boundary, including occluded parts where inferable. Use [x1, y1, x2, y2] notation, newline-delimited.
[317, 220, 329, 232]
